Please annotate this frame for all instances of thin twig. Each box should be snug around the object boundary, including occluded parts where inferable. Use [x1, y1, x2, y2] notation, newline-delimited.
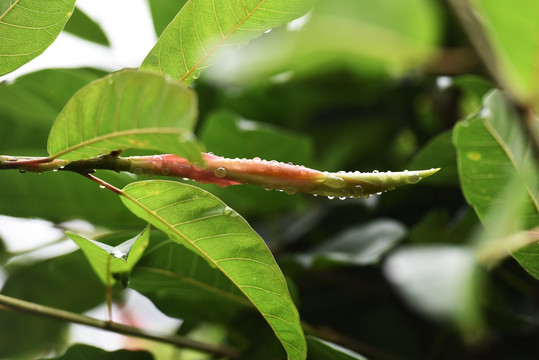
[0, 293, 239, 358]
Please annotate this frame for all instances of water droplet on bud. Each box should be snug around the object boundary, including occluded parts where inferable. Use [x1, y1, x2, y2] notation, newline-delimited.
[327, 196, 335, 200]
[134, 167, 143, 175]
[161, 167, 170, 175]
[324, 174, 345, 189]
[284, 186, 296, 195]
[352, 185, 364, 196]
[99, 184, 106, 189]
[214, 167, 227, 178]
[19, 169, 26, 174]
[263, 184, 273, 191]
[338, 196, 346, 200]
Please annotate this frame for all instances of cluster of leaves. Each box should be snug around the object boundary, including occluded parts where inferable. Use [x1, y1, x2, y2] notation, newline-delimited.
[1, 0, 539, 360]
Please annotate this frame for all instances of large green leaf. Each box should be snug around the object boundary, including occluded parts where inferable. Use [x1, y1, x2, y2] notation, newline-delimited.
[63, 7, 110, 46]
[67, 226, 150, 285]
[453, 90, 539, 229]
[207, 0, 440, 83]
[47, 69, 203, 163]
[140, 0, 313, 84]
[0, 0, 76, 76]
[120, 180, 306, 360]
[470, 0, 539, 105]
[130, 234, 251, 323]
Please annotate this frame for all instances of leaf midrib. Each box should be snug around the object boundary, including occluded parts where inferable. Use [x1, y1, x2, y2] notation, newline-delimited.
[179, 0, 268, 82]
[48, 127, 189, 159]
[481, 117, 539, 214]
[0, 0, 20, 21]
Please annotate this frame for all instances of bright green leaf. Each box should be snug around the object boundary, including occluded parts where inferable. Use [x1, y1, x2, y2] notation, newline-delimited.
[307, 336, 368, 360]
[0, 0, 76, 76]
[130, 234, 251, 323]
[63, 7, 110, 46]
[470, 0, 539, 105]
[121, 180, 306, 360]
[47, 69, 203, 163]
[140, 0, 314, 84]
[147, 0, 188, 36]
[207, 0, 440, 83]
[49, 344, 153, 360]
[67, 225, 150, 285]
[453, 90, 539, 229]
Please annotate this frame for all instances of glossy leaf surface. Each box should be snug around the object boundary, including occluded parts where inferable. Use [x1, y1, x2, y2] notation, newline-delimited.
[67, 226, 150, 285]
[130, 234, 251, 323]
[140, 0, 313, 84]
[47, 69, 202, 163]
[121, 180, 306, 360]
[0, 0, 76, 76]
[453, 90, 539, 229]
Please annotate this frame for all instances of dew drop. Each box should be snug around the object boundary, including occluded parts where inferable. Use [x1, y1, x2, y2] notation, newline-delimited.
[352, 185, 364, 196]
[263, 184, 273, 191]
[99, 184, 106, 189]
[183, 177, 189, 181]
[192, 73, 200, 80]
[208, 152, 214, 155]
[327, 196, 335, 200]
[407, 172, 421, 184]
[253, 157, 261, 162]
[313, 194, 318, 197]
[264, 28, 272, 34]
[224, 206, 234, 216]
[324, 174, 345, 189]
[373, 170, 379, 173]
[214, 167, 227, 178]
[161, 167, 170, 175]
[390, 172, 401, 181]
[134, 167, 143, 175]
[379, 172, 388, 181]
[376, 192, 382, 195]
[111, 250, 125, 259]
[19, 169, 26, 174]
[338, 196, 346, 200]
[284, 186, 296, 195]
[53, 168, 59, 172]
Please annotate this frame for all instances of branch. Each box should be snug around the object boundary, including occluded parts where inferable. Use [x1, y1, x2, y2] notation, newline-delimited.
[0, 293, 239, 358]
[0, 153, 439, 198]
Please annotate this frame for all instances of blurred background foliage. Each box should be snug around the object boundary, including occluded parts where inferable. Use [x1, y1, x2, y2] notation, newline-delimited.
[1, 0, 539, 359]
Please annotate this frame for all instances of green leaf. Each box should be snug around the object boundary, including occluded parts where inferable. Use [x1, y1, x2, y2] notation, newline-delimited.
[292, 220, 406, 269]
[207, 0, 440, 83]
[0, 251, 105, 358]
[408, 131, 458, 186]
[49, 344, 153, 360]
[0, 170, 143, 228]
[140, 0, 313, 84]
[470, 0, 539, 105]
[121, 180, 306, 360]
[453, 90, 539, 229]
[63, 7, 110, 46]
[47, 69, 203, 163]
[147, 0, 188, 36]
[130, 234, 251, 323]
[307, 336, 368, 360]
[0, 68, 106, 153]
[0, 0, 76, 76]
[67, 225, 150, 285]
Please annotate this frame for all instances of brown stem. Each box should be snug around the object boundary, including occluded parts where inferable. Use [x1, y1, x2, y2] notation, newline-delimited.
[0, 293, 239, 358]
